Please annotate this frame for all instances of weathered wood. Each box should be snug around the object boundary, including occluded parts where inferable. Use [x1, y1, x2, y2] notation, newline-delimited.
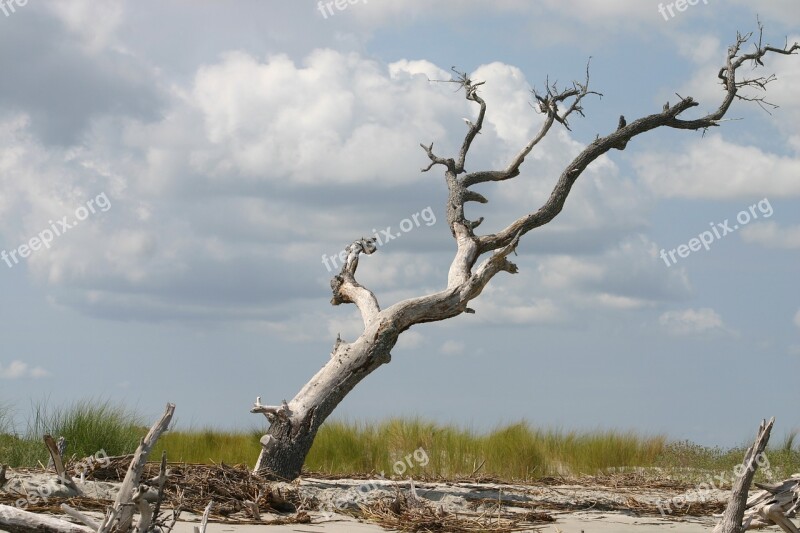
[100, 403, 175, 533]
[192, 501, 212, 533]
[60, 504, 100, 531]
[43, 435, 81, 497]
[713, 417, 774, 533]
[243, 499, 260, 521]
[45, 437, 67, 472]
[148, 451, 168, 527]
[0, 504, 92, 533]
[0, 464, 7, 489]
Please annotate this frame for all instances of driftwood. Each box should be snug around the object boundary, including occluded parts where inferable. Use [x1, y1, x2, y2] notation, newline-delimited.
[44, 435, 82, 497]
[99, 403, 175, 533]
[0, 403, 179, 533]
[0, 465, 7, 489]
[192, 501, 212, 533]
[0, 505, 93, 533]
[46, 437, 67, 472]
[712, 417, 800, 533]
[737, 477, 800, 532]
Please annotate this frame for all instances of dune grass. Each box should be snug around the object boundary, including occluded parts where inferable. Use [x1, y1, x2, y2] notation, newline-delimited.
[303, 419, 667, 480]
[3, 401, 800, 483]
[0, 400, 142, 467]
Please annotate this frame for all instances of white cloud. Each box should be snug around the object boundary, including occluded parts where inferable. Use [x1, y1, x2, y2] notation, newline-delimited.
[659, 308, 731, 336]
[634, 135, 800, 199]
[472, 286, 564, 326]
[46, 0, 126, 53]
[740, 222, 800, 249]
[537, 235, 692, 307]
[0, 360, 49, 380]
[440, 340, 465, 356]
[188, 49, 465, 186]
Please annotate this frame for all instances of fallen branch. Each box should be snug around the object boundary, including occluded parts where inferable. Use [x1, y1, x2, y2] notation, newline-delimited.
[44, 435, 82, 497]
[714, 417, 775, 533]
[0, 504, 93, 533]
[100, 403, 176, 533]
[192, 501, 213, 533]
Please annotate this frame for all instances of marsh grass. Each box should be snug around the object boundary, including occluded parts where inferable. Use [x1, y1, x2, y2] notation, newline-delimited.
[3, 401, 800, 484]
[0, 400, 142, 467]
[152, 429, 263, 465]
[303, 419, 666, 480]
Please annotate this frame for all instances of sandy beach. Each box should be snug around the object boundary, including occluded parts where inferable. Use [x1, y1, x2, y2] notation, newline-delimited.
[0, 470, 748, 533]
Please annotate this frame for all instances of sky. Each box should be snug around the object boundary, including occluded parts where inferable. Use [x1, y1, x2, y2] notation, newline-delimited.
[0, 0, 799, 448]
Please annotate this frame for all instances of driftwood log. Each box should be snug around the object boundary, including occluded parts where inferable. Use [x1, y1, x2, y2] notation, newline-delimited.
[0, 505, 94, 533]
[713, 417, 800, 533]
[0, 403, 177, 533]
[742, 477, 800, 532]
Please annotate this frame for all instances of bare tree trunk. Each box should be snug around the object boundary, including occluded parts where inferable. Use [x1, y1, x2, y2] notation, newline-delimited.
[253, 318, 397, 479]
[714, 417, 774, 533]
[250, 28, 799, 480]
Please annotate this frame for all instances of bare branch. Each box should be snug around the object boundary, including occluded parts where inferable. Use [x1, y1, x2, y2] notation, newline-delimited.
[330, 238, 381, 326]
[479, 31, 798, 253]
[419, 142, 453, 173]
[101, 403, 175, 533]
[462, 60, 600, 188]
[250, 397, 291, 422]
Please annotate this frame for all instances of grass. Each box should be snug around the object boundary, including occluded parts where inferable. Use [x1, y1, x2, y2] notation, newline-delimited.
[152, 429, 263, 465]
[2, 401, 800, 484]
[0, 400, 143, 467]
[303, 419, 666, 480]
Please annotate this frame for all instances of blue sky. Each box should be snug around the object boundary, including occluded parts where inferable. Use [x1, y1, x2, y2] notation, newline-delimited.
[1, 1, 799, 447]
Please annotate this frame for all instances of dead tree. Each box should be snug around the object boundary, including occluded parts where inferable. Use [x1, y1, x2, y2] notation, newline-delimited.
[714, 417, 774, 533]
[251, 25, 800, 480]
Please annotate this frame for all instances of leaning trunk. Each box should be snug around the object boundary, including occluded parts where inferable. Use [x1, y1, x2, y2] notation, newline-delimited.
[254, 318, 400, 479]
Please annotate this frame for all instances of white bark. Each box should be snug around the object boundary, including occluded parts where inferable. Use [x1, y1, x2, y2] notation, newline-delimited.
[0, 504, 93, 533]
[43, 435, 81, 497]
[100, 403, 175, 533]
[714, 417, 775, 533]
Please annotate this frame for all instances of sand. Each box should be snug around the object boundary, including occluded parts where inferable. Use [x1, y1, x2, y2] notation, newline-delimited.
[2, 469, 784, 532]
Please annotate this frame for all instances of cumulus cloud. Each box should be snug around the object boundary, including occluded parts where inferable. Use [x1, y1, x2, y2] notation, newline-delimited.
[0, 360, 49, 379]
[634, 135, 800, 199]
[0, 44, 669, 329]
[45, 0, 125, 52]
[740, 222, 800, 249]
[658, 308, 731, 336]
